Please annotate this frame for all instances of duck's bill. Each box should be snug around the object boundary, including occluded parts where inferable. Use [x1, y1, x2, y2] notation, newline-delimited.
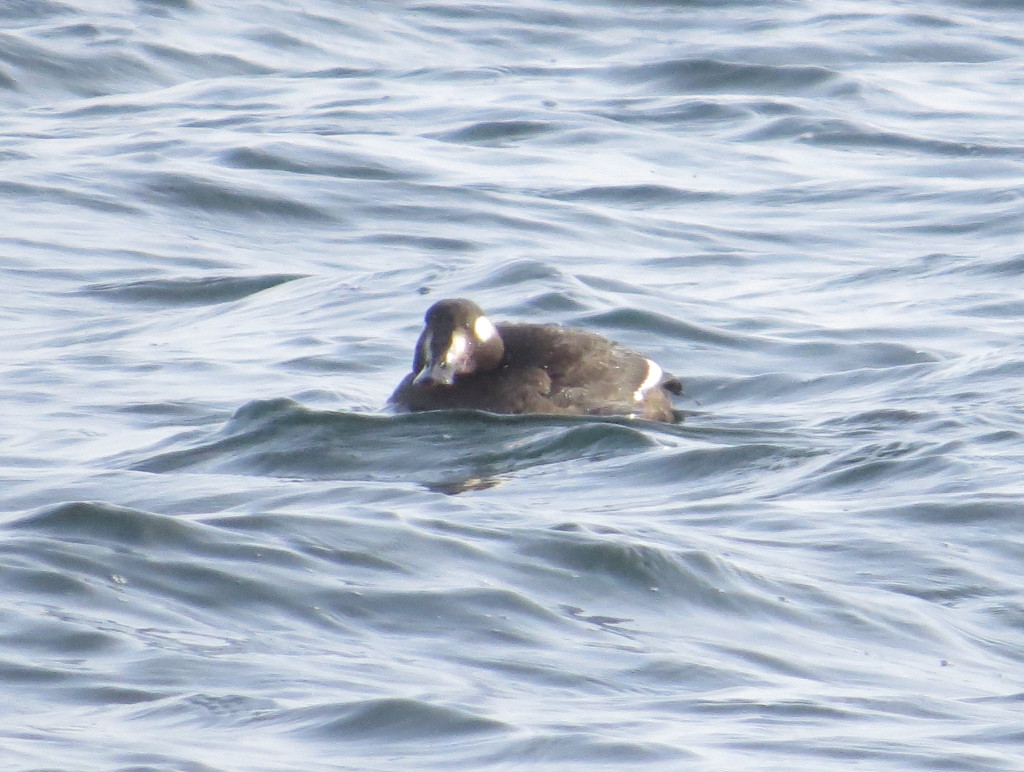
[413, 362, 458, 386]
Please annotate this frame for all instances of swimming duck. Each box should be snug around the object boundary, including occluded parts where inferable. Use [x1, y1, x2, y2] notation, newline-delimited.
[389, 298, 681, 422]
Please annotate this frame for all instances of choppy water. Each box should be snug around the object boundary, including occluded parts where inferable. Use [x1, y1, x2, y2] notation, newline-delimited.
[3, 1, 1024, 770]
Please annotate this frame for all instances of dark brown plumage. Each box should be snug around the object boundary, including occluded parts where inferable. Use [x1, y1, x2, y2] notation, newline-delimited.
[389, 299, 682, 422]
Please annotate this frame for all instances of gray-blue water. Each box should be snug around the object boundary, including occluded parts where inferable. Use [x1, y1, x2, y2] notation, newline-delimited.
[3, 2, 1024, 770]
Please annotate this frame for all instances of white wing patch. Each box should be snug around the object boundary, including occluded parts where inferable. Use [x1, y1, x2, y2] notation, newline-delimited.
[633, 358, 663, 402]
[473, 315, 498, 342]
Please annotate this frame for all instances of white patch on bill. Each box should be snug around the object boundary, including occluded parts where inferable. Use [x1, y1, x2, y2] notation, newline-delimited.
[445, 330, 469, 365]
[633, 358, 663, 402]
[473, 315, 497, 342]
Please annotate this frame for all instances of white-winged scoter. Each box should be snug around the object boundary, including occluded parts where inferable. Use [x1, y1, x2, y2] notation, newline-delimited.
[389, 298, 682, 422]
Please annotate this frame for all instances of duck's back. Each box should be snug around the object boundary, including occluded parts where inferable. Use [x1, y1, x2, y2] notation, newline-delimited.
[499, 323, 673, 417]
[388, 300, 681, 422]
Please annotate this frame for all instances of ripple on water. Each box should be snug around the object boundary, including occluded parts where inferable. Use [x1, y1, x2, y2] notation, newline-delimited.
[139, 172, 334, 221]
[122, 398, 670, 491]
[82, 274, 303, 306]
[221, 144, 425, 181]
[616, 58, 845, 93]
[267, 697, 508, 741]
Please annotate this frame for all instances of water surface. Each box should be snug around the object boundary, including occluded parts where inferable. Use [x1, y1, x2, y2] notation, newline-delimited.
[2, 1, 1024, 770]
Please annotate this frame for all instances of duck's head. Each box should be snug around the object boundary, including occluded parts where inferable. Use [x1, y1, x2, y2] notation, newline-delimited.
[411, 298, 505, 386]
